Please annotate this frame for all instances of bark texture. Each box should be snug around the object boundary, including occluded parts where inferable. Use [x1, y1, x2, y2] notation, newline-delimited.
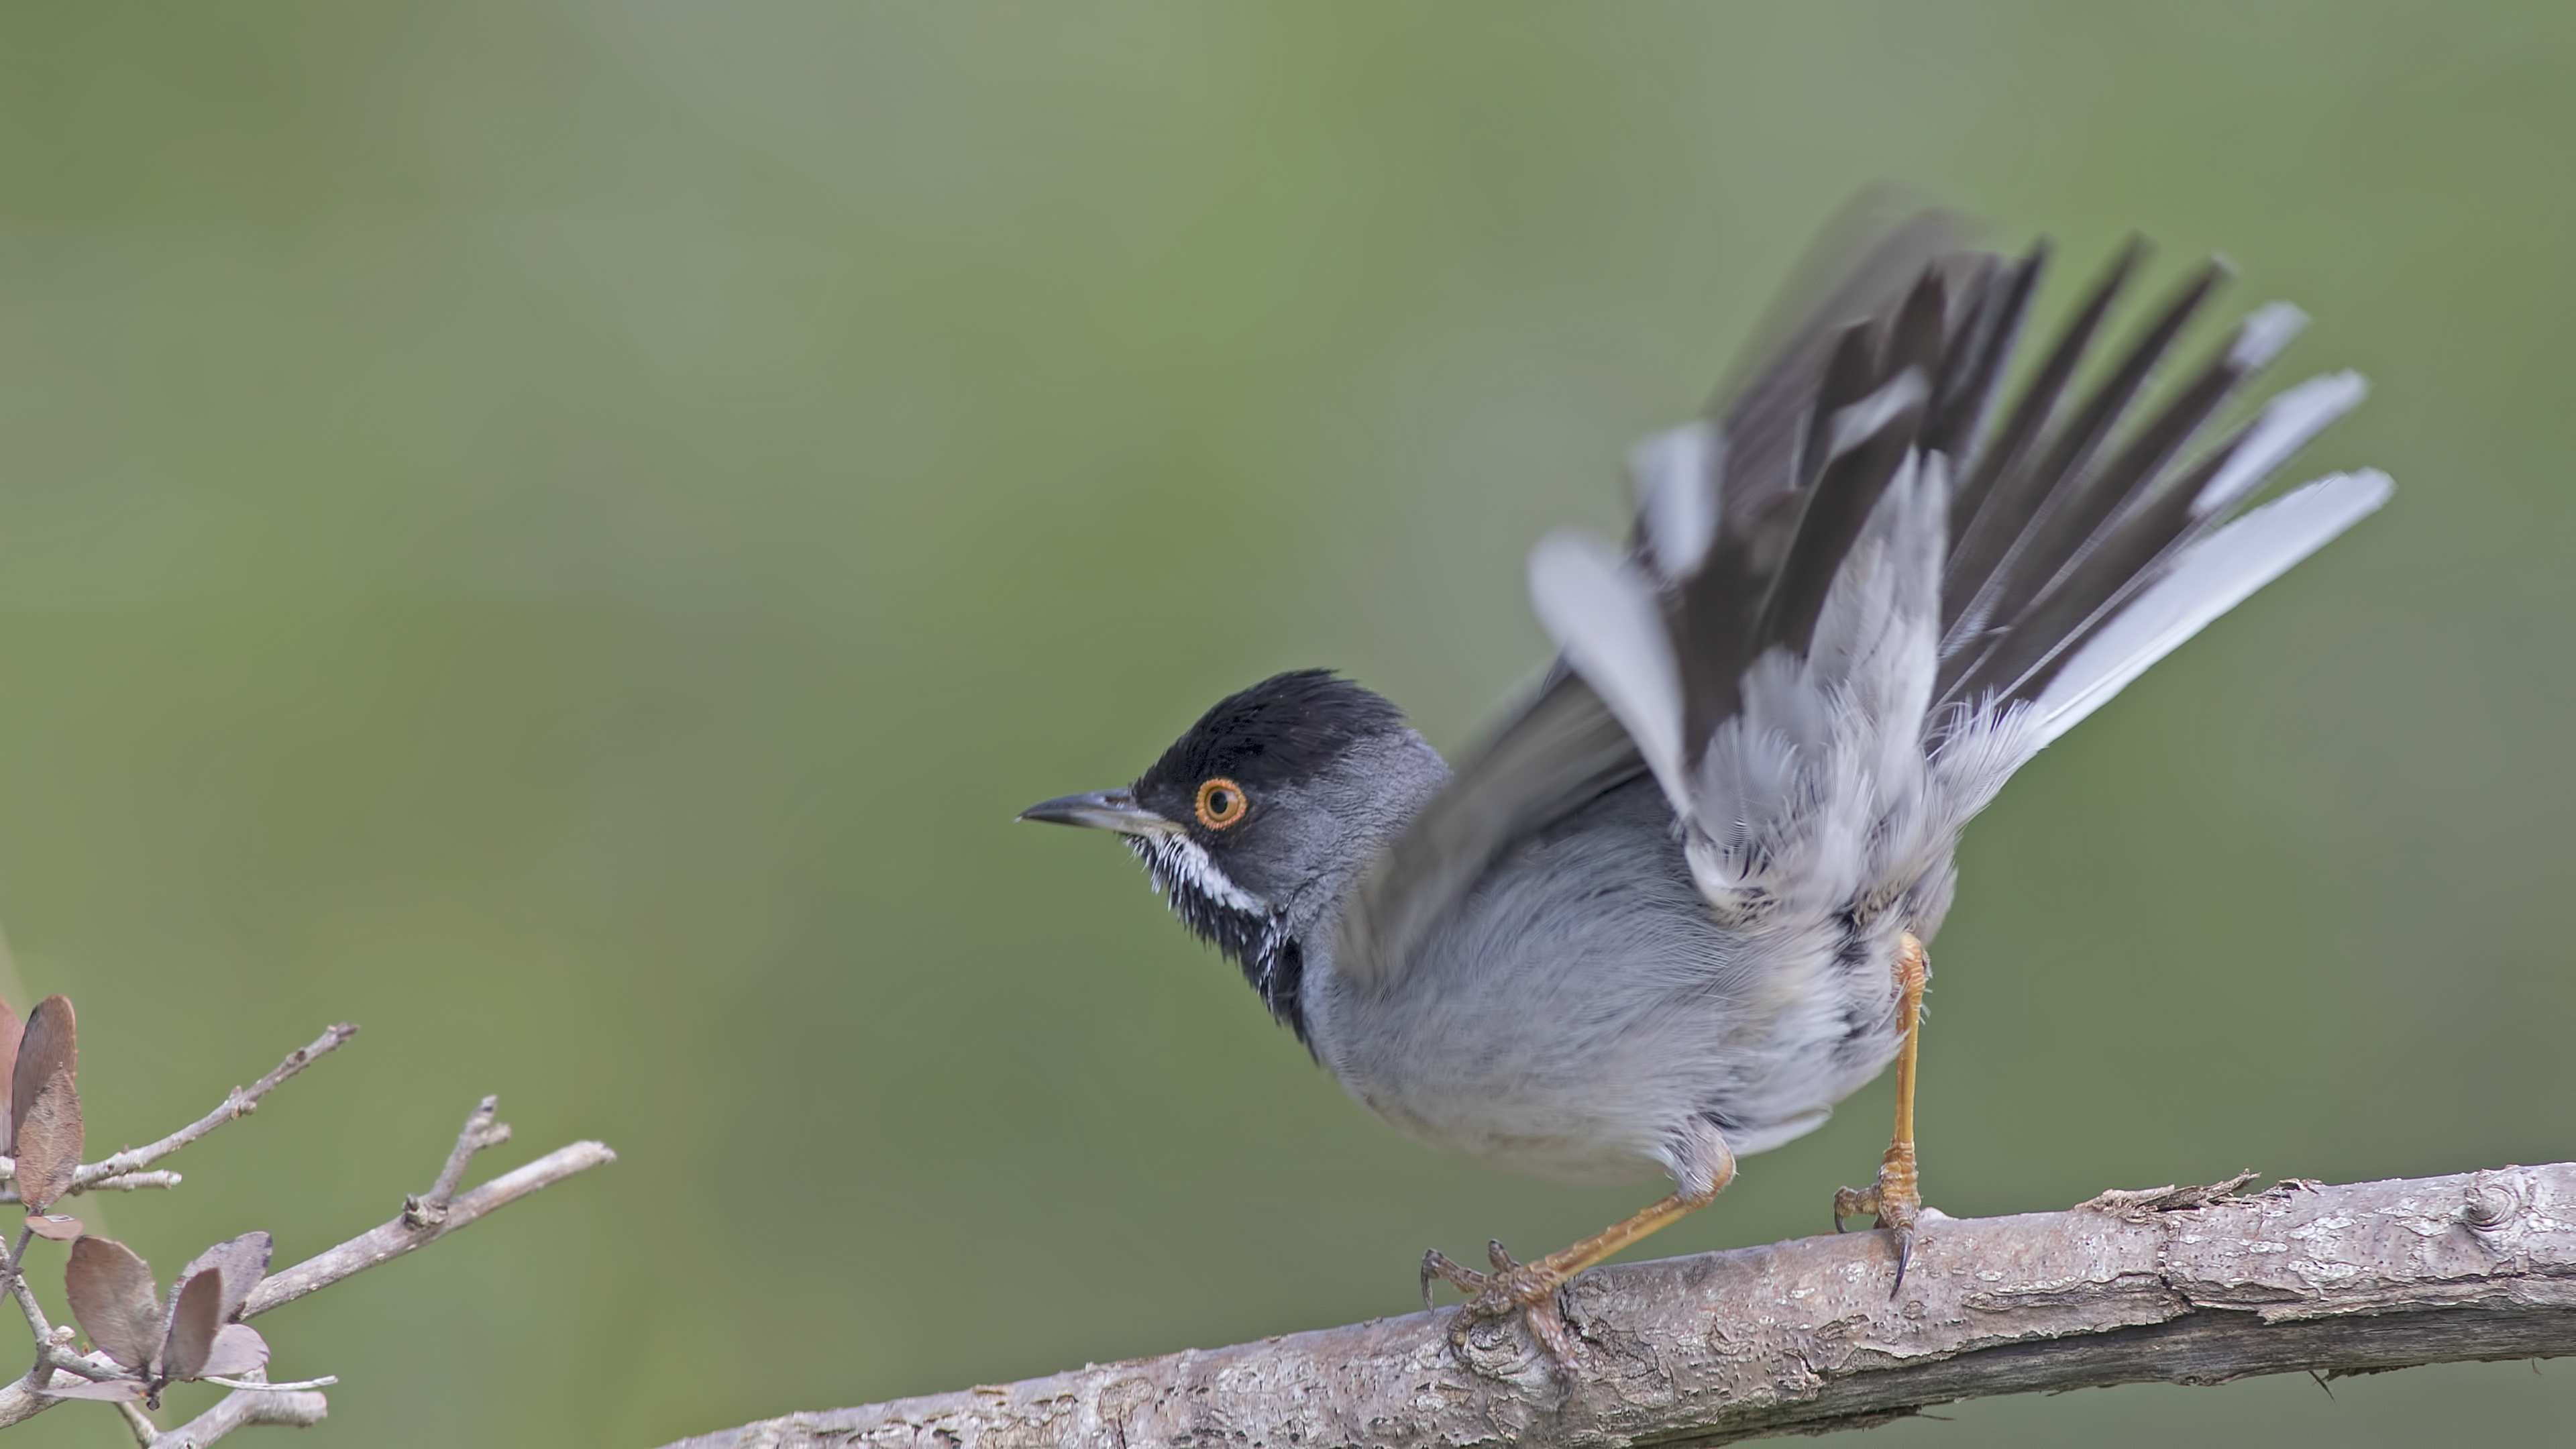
[663, 1163, 2576, 1448]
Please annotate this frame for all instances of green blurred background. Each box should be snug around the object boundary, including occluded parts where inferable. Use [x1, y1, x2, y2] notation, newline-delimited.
[0, 3, 2570, 1444]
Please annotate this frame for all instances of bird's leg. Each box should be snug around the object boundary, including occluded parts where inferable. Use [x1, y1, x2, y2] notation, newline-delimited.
[1834, 930, 1929, 1288]
[1422, 1146, 1735, 1364]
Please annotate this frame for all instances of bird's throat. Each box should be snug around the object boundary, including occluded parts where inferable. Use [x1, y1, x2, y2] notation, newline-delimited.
[1126, 835, 1309, 1044]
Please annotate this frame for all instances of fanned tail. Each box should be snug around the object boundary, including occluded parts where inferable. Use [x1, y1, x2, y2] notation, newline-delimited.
[1343, 213, 2387, 991]
[1533, 221, 2385, 910]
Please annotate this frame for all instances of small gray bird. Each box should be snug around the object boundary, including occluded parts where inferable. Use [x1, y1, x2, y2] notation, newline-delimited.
[1022, 213, 2387, 1362]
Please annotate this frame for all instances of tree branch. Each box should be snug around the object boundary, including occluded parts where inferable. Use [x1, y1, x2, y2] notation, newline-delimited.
[244, 1136, 616, 1318]
[658, 1162, 2576, 1449]
[70, 1023, 360, 1194]
[0, 1099, 613, 1434]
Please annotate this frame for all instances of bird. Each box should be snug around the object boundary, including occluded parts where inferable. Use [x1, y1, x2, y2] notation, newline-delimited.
[1019, 211, 2390, 1364]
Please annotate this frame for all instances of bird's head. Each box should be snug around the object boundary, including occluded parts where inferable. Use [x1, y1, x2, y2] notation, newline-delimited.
[1020, 669, 1448, 1036]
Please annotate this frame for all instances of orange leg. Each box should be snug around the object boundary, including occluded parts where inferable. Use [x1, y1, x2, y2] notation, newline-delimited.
[1424, 1149, 1736, 1364]
[1833, 930, 1929, 1288]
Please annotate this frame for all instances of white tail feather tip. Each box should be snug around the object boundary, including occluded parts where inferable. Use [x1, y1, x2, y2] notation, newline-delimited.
[2035, 469, 2391, 746]
[2196, 372, 2370, 518]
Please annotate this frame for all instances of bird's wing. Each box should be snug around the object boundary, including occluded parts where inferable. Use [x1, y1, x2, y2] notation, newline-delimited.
[1332, 667, 1642, 989]
[1336, 213, 1974, 986]
[1338, 212, 2385, 985]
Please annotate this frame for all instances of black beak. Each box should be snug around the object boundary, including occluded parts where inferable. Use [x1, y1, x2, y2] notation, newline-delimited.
[1017, 788, 1183, 837]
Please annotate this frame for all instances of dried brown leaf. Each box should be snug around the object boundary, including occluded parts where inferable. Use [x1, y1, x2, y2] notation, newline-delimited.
[9, 997, 78, 1209]
[0, 999, 21, 1154]
[13, 1067, 82, 1212]
[64, 1236, 163, 1373]
[9, 996, 73, 1149]
[25, 1213, 83, 1240]
[197, 1322, 270, 1379]
[160, 1267, 225, 1384]
[178, 1230, 273, 1322]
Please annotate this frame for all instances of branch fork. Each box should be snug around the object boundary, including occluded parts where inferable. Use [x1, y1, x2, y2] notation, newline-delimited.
[404, 1096, 511, 1229]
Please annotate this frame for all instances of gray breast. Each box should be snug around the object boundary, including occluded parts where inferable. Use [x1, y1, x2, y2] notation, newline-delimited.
[1303, 777, 1916, 1186]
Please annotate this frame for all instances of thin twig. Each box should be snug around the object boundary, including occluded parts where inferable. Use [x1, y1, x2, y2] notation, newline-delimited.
[0, 1165, 183, 1198]
[201, 1373, 336, 1393]
[4, 1235, 50, 1356]
[32, 1337, 117, 1384]
[114, 1397, 158, 1447]
[71, 1171, 185, 1195]
[405, 1095, 509, 1227]
[0, 1101, 612, 1432]
[147, 1385, 329, 1447]
[71, 1023, 358, 1193]
[249, 1135, 616, 1317]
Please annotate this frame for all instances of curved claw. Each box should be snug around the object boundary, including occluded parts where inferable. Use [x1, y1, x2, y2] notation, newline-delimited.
[1419, 1242, 1585, 1368]
[1420, 1247, 1487, 1311]
[1833, 1166, 1920, 1290]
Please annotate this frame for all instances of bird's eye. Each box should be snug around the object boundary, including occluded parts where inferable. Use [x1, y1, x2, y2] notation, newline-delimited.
[1195, 777, 1248, 830]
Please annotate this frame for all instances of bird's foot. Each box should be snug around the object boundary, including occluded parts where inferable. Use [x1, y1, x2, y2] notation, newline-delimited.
[1418, 1185, 1722, 1371]
[1833, 1136, 1922, 1291]
[1421, 1239, 1579, 1364]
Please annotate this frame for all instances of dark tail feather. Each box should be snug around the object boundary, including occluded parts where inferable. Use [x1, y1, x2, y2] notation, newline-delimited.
[1666, 227, 2326, 762]
[1962, 261, 2229, 633]
[1759, 358, 1931, 662]
[1925, 246, 2043, 476]
[1943, 432, 2244, 708]
[1949, 346, 2339, 707]
[1941, 241, 2144, 637]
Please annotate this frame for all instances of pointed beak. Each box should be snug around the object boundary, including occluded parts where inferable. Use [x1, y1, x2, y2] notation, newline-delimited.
[1016, 788, 1185, 837]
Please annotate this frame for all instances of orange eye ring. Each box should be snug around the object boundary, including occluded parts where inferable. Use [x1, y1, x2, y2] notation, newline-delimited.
[1194, 777, 1249, 830]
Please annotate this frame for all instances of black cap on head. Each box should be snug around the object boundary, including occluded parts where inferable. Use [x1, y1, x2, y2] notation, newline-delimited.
[1132, 669, 1409, 818]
